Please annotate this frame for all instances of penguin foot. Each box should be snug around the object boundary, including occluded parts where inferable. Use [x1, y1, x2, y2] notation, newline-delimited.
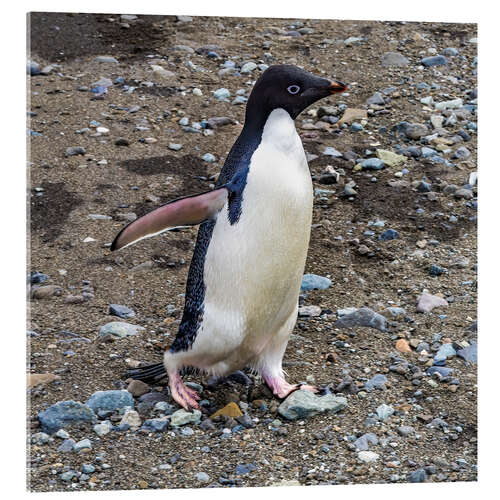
[263, 375, 317, 399]
[168, 371, 200, 411]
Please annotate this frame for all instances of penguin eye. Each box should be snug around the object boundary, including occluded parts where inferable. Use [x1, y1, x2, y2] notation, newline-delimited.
[287, 85, 300, 95]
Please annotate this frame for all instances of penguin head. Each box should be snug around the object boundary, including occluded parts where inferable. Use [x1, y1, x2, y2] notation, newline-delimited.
[246, 64, 346, 122]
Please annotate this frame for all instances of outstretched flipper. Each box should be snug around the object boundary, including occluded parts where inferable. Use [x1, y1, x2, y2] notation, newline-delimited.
[110, 186, 229, 251]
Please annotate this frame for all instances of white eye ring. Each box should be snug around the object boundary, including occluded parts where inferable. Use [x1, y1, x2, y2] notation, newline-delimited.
[287, 85, 300, 95]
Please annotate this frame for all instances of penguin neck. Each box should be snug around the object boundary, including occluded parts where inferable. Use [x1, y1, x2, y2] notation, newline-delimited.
[241, 107, 295, 142]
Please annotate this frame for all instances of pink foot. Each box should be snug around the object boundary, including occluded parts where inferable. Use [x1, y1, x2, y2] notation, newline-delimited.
[263, 374, 318, 399]
[168, 371, 200, 410]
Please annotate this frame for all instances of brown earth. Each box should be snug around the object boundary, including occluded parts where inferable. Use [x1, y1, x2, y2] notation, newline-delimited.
[27, 12, 477, 492]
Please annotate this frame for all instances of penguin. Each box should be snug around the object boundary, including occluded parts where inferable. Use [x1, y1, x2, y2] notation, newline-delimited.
[111, 65, 347, 410]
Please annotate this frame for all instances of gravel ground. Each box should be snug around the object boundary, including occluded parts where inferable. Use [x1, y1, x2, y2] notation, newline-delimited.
[27, 12, 477, 492]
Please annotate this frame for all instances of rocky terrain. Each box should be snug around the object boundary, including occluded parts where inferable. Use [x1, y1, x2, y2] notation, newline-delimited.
[27, 13, 477, 492]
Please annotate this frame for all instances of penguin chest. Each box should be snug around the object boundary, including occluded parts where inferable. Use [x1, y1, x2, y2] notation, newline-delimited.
[199, 109, 312, 363]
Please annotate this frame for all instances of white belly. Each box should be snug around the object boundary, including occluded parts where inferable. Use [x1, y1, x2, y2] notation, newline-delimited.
[187, 109, 313, 372]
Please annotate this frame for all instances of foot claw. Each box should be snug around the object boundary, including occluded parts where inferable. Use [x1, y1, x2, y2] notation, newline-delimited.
[168, 372, 200, 410]
[299, 384, 319, 393]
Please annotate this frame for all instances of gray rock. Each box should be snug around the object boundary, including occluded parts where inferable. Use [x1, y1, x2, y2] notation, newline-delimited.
[109, 304, 136, 319]
[298, 305, 322, 317]
[334, 307, 387, 332]
[28, 60, 40, 75]
[421, 56, 447, 67]
[65, 146, 86, 157]
[38, 400, 97, 434]
[397, 426, 415, 437]
[278, 390, 347, 421]
[32, 432, 50, 445]
[457, 342, 477, 363]
[213, 88, 231, 101]
[354, 433, 378, 451]
[405, 123, 428, 140]
[93, 55, 119, 64]
[381, 52, 409, 67]
[357, 450, 379, 463]
[452, 146, 471, 160]
[195, 472, 210, 482]
[366, 92, 385, 106]
[99, 321, 145, 338]
[58, 438, 76, 452]
[376, 403, 394, 421]
[300, 274, 332, 291]
[142, 416, 170, 432]
[74, 438, 92, 452]
[364, 374, 388, 391]
[93, 421, 113, 436]
[60, 470, 77, 482]
[408, 469, 427, 482]
[86, 390, 134, 413]
[361, 158, 385, 170]
[170, 409, 202, 427]
[323, 146, 342, 157]
[240, 62, 257, 74]
[416, 293, 448, 313]
[202, 153, 216, 163]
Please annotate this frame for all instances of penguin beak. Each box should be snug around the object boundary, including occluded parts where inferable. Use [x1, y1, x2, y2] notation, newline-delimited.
[328, 81, 347, 94]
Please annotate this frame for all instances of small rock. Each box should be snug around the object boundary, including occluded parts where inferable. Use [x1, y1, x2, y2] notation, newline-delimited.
[381, 52, 409, 67]
[421, 55, 447, 67]
[334, 307, 387, 332]
[38, 400, 97, 434]
[74, 438, 92, 452]
[408, 469, 427, 482]
[364, 374, 388, 391]
[120, 409, 142, 429]
[278, 390, 347, 421]
[379, 229, 400, 241]
[99, 322, 145, 338]
[376, 149, 406, 167]
[93, 55, 119, 64]
[170, 409, 202, 427]
[195, 472, 210, 483]
[210, 402, 243, 419]
[301, 274, 332, 291]
[358, 451, 379, 463]
[109, 304, 136, 319]
[395, 339, 412, 353]
[298, 305, 322, 317]
[86, 390, 134, 412]
[127, 380, 151, 398]
[376, 403, 394, 421]
[416, 293, 448, 313]
[354, 433, 378, 451]
[28, 373, 60, 388]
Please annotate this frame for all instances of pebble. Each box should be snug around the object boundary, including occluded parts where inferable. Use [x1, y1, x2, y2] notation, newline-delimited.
[335, 307, 387, 332]
[28, 373, 60, 388]
[202, 153, 216, 163]
[435, 98, 463, 111]
[93, 55, 119, 64]
[109, 304, 136, 319]
[376, 149, 406, 167]
[379, 229, 400, 241]
[354, 433, 378, 451]
[364, 374, 388, 392]
[357, 451, 379, 463]
[408, 469, 427, 482]
[358, 158, 383, 171]
[38, 400, 97, 434]
[421, 55, 447, 67]
[170, 409, 202, 427]
[93, 421, 112, 437]
[74, 438, 92, 452]
[376, 403, 394, 421]
[58, 438, 76, 452]
[210, 402, 243, 419]
[278, 390, 347, 421]
[151, 65, 176, 79]
[298, 305, 322, 317]
[457, 342, 477, 363]
[142, 417, 169, 433]
[86, 390, 134, 412]
[397, 426, 415, 437]
[323, 146, 342, 157]
[28, 60, 40, 75]
[416, 293, 448, 313]
[366, 92, 385, 105]
[395, 339, 412, 353]
[99, 321, 145, 338]
[127, 380, 151, 398]
[381, 52, 409, 67]
[240, 62, 257, 73]
[65, 146, 86, 157]
[213, 88, 231, 101]
[168, 143, 183, 151]
[300, 274, 331, 291]
[195, 472, 210, 483]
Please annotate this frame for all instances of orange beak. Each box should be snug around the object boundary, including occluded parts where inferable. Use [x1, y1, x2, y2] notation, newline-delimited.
[329, 81, 347, 94]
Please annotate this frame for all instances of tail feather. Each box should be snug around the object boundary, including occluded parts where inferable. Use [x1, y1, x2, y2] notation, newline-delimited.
[126, 362, 167, 383]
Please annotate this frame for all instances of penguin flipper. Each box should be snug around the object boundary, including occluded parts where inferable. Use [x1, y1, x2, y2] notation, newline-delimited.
[110, 187, 229, 251]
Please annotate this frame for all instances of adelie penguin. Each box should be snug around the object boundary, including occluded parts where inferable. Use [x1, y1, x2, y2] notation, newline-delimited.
[111, 65, 347, 410]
